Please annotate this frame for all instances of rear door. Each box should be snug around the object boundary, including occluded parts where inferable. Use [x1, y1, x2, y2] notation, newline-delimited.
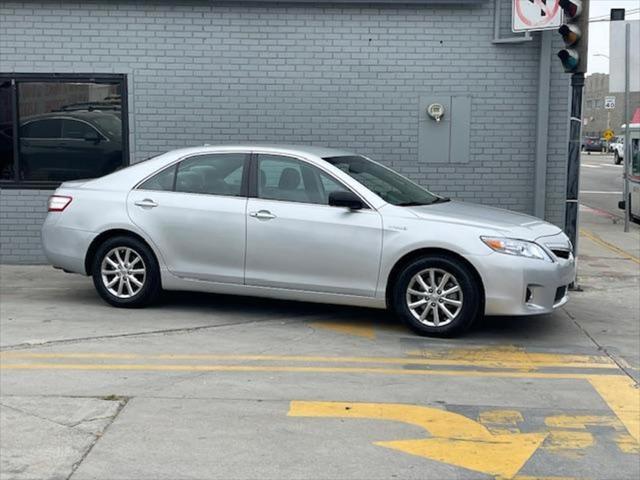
[19, 118, 65, 181]
[127, 152, 249, 284]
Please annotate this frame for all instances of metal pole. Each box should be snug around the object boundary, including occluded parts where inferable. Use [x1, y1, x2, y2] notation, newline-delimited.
[564, 72, 585, 277]
[623, 23, 631, 232]
[534, 30, 552, 219]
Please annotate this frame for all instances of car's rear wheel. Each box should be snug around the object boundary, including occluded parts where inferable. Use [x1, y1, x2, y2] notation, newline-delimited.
[614, 152, 621, 165]
[391, 255, 482, 337]
[91, 236, 160, 308]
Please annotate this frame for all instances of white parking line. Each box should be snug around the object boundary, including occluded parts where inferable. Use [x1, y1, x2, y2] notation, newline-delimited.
[582, 165, 602, 169]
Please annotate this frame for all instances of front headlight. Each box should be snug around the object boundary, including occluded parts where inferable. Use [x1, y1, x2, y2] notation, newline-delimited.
[481, 237, 553, 262]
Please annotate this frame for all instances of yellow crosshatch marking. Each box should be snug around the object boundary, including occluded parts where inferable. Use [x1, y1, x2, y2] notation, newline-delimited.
[479, 410, 524, 434]
[1, 348, 638, 475]
[288, 401, 547, 479]
[407, 345, 632, 370]
[589, 376, 640, 444]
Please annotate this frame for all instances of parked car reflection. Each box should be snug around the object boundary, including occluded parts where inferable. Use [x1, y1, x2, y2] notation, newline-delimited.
[19, 110, 123, 181]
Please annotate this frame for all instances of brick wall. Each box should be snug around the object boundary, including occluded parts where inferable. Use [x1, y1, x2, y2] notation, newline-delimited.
[0, 0, 570, 264]
[0, 189, 50, 263]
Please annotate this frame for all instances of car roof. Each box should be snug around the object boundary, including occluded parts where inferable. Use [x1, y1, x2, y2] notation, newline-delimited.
[22, 110, 119, 122]
[188, 143, 357, 159]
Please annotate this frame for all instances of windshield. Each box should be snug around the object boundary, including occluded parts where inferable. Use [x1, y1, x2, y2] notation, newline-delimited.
[323, 155, 444, 206]
[93, 114, 122, 138]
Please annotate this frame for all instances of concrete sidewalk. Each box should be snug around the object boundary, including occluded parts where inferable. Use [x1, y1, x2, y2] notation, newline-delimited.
[568, 205, 640, 375]
[1, 208, 638, 480]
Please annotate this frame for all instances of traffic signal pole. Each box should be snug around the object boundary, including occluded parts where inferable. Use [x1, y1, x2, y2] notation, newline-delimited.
[623, 22, 631, 232]
[558, 0, 589, 287]
[564, 72, 585, 257]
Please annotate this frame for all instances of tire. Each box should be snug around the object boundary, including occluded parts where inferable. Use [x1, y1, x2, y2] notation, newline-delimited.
[614, 152, 621, 165]
[391, 255, 482, 337]
[91, 235, 161, 308]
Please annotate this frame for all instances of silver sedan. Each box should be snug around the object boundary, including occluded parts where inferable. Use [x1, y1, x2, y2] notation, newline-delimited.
[42, 145, 575, 336]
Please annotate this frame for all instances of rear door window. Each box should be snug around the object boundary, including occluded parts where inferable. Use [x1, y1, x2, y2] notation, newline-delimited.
[138, 165, 177, 191]
[175, 153, 247, 196]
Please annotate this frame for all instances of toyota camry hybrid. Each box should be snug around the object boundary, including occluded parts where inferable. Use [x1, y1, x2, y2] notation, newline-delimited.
[42, 145, 575, 336]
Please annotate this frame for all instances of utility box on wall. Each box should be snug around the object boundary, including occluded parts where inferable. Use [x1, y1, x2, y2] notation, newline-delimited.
[418, 95, 471, 164]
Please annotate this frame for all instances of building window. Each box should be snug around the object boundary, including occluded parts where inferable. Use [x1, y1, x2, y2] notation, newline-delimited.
[0, 74, 128, 187]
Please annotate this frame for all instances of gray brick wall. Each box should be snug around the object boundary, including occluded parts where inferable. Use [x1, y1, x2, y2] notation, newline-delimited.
[0, 189, 50, 264]
[0, 0, 570, 264]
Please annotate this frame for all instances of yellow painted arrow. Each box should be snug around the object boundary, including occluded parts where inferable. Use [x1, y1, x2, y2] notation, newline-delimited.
[288, 401, 547, 479]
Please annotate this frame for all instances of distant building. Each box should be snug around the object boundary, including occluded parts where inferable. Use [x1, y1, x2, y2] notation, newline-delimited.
[583, 73, 640, 138]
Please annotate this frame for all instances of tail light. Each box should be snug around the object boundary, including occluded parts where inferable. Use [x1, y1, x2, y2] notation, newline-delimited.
[48, 195, 72, 212]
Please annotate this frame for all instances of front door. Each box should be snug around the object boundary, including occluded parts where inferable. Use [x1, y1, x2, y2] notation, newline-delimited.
[127, 152, 249, 284]
[245, 154, 383, 297]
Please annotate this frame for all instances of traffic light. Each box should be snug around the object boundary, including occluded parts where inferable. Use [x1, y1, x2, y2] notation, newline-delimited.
[557, 0, 589, 73]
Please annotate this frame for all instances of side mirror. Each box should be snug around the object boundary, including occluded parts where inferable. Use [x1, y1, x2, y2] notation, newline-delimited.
[83, 131, 101, 144]
[328, 191, 364, 210]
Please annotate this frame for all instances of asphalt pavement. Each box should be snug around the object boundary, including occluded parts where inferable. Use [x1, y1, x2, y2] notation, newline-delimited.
[580, 151, 626, 217]
[1, 188, 639, 480]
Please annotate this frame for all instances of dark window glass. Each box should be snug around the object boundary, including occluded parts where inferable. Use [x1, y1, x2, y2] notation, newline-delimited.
[175, 153, 246, 196]
[324, 155, 442, 206]
[17, 80, 125, 182]
[62, 119, 102, 139]
[139, 165, 177, 191]
[0, 80, 13, 180]
[258, 154, 350, 205]
[21, 119, 61, 138]
[632, 139, 640, 177]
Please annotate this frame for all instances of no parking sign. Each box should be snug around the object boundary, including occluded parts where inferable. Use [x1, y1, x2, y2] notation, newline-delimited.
[512, 0, 562, 32]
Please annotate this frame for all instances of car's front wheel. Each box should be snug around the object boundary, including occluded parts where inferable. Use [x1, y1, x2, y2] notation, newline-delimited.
[614, 151, 622, 165]
[91, 236, 161, 308]
[391, 255, 482, 337]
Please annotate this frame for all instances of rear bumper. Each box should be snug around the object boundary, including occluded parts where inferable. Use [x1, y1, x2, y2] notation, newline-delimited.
[41, 215, 93, 274]
[470, 251, 575, 317]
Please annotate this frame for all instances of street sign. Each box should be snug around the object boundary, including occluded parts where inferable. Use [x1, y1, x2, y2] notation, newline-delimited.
[512, 0, 562, 32]
[604, 96, 616, 109]
[603, 129, 615, 141]
[610, 20, 640, 92]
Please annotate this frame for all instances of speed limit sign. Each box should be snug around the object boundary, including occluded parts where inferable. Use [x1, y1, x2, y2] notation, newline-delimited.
[604, 96, 616, 109]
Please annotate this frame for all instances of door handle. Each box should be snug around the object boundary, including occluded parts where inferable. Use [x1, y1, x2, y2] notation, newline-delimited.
[135, 199, 158, 208]
[249, 210, 276, 220]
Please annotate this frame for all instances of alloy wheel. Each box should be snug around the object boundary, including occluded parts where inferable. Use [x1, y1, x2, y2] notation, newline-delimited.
[405, 268, 464, 327]
[100, 247, 146, 299]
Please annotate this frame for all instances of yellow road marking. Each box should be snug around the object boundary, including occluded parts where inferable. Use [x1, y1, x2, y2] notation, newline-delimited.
[479, 410, 523, 434]
[0, 351, 621, 371]
[544, 414, 639, 455]
[508, 476, 582, 480]
[615, 433, 640, 454]
[480, 410, 524, 425]
[544, 414, 623, 430]
[407, 345, 627, 370]
[542, 431, 593, 457]
[589, 376, 640, 444]
[288, 401, 546, 478]
[0, 362, 628, 380]
[580, 228, 640, 264]
[309, 321, 377, 340]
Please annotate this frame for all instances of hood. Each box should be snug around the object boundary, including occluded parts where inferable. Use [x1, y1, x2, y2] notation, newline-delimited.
[406, 201, 562, 241]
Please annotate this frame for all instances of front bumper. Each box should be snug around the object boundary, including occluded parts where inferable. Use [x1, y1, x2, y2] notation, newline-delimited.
[41, 215, 93, 274]
[470, 249, 575, 317]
